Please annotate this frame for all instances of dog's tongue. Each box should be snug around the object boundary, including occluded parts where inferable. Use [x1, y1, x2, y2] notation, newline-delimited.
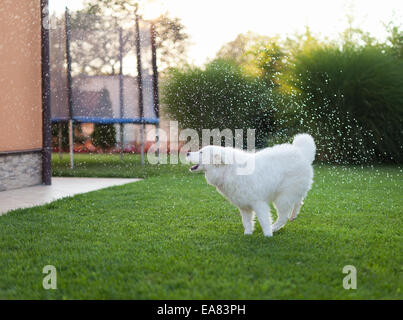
[190, 164, 199, 171]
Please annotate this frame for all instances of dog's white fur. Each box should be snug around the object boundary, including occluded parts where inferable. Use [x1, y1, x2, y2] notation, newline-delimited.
[186, 134, 316, 237]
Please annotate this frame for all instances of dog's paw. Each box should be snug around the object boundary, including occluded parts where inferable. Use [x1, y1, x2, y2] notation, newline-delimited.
[264, 233, 273, 237]
[244, 230, 253, 235]
[272, 224, 283, 232]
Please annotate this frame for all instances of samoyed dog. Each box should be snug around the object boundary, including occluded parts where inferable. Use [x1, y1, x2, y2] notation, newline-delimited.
[186, 134, 316, 237]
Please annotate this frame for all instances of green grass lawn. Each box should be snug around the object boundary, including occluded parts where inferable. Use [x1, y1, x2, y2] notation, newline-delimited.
[0, 153, 402, 299]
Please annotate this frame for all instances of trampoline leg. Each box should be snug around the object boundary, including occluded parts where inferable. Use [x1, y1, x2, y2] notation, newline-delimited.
[58, 123, 63, 160]
[140, 123, 145, 166]
[156, 124, 160, 164]
[120, 123, 124, 160]
[68, 119, 74, 169]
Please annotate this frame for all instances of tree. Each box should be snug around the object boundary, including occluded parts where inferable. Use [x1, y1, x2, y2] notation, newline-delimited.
[216, 32, 272, 72]
[283, 26, 323, 56]
[385, 22, 403, 59]
[216, 32, 286, 87]
[152, 14, 189, 69]
[216, 32, 264, 66]
[81, 0, 189, 71]
[339, 14, 377, 49]
[68, 11, 133, 75]
[249, 40, 285, 88]
[50, 1, 189, 75]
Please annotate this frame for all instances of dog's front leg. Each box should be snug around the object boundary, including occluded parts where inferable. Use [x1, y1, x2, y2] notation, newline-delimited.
[252, 202, 273, 237]
[240, 209, 255, 235]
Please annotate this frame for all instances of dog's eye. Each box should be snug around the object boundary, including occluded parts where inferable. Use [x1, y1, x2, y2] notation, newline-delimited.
[199, 151, 202, 154]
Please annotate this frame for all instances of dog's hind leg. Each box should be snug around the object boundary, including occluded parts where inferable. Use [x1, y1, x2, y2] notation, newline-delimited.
[289, 200, 303, 221]
[240, 209, 255, 235]
[252, 202, 273, 237]
[273, 196, 294, 232]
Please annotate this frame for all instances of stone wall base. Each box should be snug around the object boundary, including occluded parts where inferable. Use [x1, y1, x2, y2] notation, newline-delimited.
[0, 152, 42, 191]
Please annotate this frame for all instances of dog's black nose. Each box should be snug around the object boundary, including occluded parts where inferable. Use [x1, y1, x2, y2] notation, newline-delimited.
[186, 152, 190, 157]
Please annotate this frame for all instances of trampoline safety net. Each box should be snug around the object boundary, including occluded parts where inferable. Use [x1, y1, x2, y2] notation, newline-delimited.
[48, 3, 159, 147]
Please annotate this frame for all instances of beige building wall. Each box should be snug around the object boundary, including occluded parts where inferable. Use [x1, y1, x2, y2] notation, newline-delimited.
[0, 0, 43, 152]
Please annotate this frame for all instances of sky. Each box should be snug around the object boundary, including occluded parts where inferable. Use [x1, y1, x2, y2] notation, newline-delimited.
[52, 0, 403, 66]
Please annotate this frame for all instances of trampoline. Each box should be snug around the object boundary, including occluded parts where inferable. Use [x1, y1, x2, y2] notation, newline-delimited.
[49, 3, 160, 167]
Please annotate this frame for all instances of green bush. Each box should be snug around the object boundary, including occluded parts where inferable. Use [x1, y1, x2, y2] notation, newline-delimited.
[91, 89, 116, 149]
[51, 122, 69, 150]
[91, 124, 116, 149]
[289, 45, 403, 164]
[162, 59, 278, 148]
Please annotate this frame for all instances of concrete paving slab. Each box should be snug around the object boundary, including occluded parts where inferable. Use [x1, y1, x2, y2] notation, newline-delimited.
[0, 177, 141, 215]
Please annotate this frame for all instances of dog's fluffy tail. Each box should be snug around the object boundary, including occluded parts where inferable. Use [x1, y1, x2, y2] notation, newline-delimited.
[293, 134, 316, 163]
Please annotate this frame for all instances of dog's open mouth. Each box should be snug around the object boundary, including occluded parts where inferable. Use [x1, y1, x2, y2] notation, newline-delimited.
[190, 164, 199, 171]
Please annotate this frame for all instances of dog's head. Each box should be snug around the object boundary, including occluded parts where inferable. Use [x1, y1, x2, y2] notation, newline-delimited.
[186, 145, 230, 173]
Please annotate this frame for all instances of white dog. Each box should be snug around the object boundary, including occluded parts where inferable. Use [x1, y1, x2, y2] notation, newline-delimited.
[186, 134, 316, 237]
